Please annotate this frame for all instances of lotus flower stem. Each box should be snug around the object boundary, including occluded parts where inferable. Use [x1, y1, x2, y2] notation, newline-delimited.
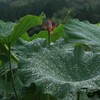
[47, 30, 51, 45]
[77, 88, 88, 100]
[55, 97, 57, 100]
[77, 91, 80, 100]
[3, 63, 8, 100]
[8, 44, 19, 100]
[0, 50, 8, 100]
[43, 20, 59, 45]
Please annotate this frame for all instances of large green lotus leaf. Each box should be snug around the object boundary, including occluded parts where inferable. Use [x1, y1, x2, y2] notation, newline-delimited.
[13, 38, 100, 100]
[64, 19, 100, 48]
[0, 15, 42, 44]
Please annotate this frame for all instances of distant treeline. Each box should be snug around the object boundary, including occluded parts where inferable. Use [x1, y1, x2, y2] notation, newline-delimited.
[0, 0, 100, 23]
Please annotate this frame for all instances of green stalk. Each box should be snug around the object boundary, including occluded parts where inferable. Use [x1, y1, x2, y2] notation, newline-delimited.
[1, 50, 8, 100]
[3, 62, 9, 100]
[47, 30, 51, 45]
[55, 97, 57, 100]
[77, 88, 88, 100]
[77, 92, 80, 100]
[47, 94, 49, 100]
[4, 44, 19, 63]
[8, 44, 19, 100]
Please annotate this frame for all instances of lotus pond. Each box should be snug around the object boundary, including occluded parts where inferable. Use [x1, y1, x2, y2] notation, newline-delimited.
[0, 15, 100, 100]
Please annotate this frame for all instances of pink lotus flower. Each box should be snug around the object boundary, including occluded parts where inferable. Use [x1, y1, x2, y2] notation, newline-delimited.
[43, 20, 59, 32]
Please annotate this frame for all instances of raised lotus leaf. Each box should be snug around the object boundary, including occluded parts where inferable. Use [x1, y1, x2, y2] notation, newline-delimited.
[64, 19, 100, 49]
[12, 38, 100, 100]
[0, 15, 42, 44]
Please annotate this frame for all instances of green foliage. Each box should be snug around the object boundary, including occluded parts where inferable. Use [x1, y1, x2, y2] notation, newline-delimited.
[12, 38, 100, 100]
[0, 15, 42, 44]
[0, 14, 44, 100]
[1, 15, 100, 100]
[28, 24, 64, 42]
[64, 19, 100, 51]
[0, 60, 2, 67]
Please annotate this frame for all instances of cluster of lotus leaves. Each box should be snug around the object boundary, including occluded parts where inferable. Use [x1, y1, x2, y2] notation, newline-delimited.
[1, 15, 100, 100]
